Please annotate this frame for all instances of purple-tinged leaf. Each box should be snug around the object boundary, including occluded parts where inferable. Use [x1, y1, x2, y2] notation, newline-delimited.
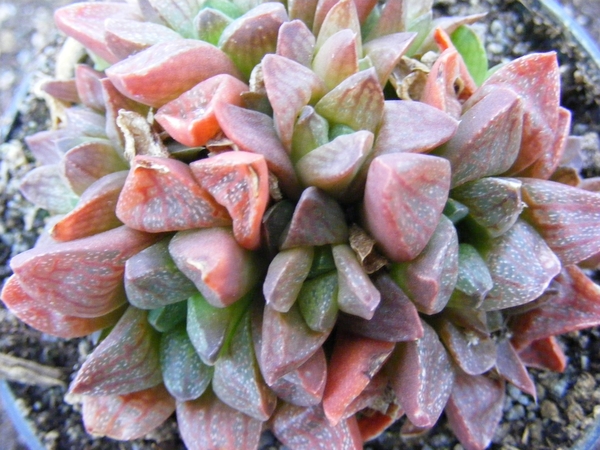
[280, 186, 349, 250]
[169, 228, 262, 307]
[272, 403, 363, 450]
[480, 220, 561, 311]
[82, 384, 175, 440]
[389, 320, 455, 428]
[116, 155, 230, 233]
[24, 130, 69, 165]
[11, 226, 159, 318]
[288, 0, 319, 28]
[54, 2, 143, 64]
[124, 238, 197, 309]
[260, 303, 329, 385]
[261, 200, 295, 257]
[296, 130, 374, 200]
[269, 347, 327, 407]
[0, 275, 124, 339]
[219, 3, 288, 78]
[520, 178, 600, 265]
[187, 292, 249, 365]
[363, 32, 416, 86]
[445, 372, 505, 450]
[516, 336, 566, 372]
[160, 327, 212, 401]
[62, 139, 128, 195]
[276, 19, 315, 67]
[104, 17, 182, 60]
[106, 39, 242, 108]
[362, 153, 450, 262]
[177, 391, 262, 450]
[156, 74, 248, 147]
[51, 171, 127, 242]
[20, 164, 79, 214]
[314, 0, 362, 49]
[449, 244, 493, 307]
[75, 64, 105, 112]
[435, 87, 523, 188]
[437, 319, 496, 376]
[146, 0, 202, 38]
[194, 7, 232, 46]
[323, 331, 394, 426]
[313, 30, 359, 91]
[264, 246, 314, 312]
[190, 151, 269, 250]
[297, 271, 339, 333]
[366, 0, 406, 41]
[332, 244, 380, 320]
[451, 177, 524, 237]
[516, 107, 571, 179]
[390, 215, 458, 314]
[40, 78, 80, 103]
[213, 310, 277, 420]
[262, 54, 326, 151]
[291, 106, 329, 163]
[495, 339, 536, 400]
[214, 102, 302, 199]
[510, 265, 600, 350]
[338, 273, 423, 342]
[315, 68, 384, 134]
[70, 306, 162, 396]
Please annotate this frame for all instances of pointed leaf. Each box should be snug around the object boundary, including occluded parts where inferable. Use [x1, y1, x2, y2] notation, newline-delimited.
[450, 244, 493, 306]
[366, 0, 406, 40]
[147, 0, 202, 38]
[75, 64, 105, 112]
[40, 79, 79, 103]
[0, 275, 124, 339]
[125, 238, 197, 309]
[445, 372, 505, 450]
[315, 0, 361, 50]
[480, 220, 561, 311]
[520, 178, 600, 265]
[264, 246, 314, 312]
[82, 384, 175, 440]
[451, 25, 488, 86]
[10, 226, 160, 318]
[169, 228, 261, 307]
[70, 306, 162, 395]
[420, 48, 463, 118]
[516, 336, 566, 372]
[148, 301, 187, 332]
[20, 164, 79, 214]
[363, 32, 416, 86]
[363, 153, 451, 262]
[313, 29, 359, 91]
[390, 320, 455, 428]
[24, 130, 68, 165]
[177, 391, 262, 450]
[276, 19, 315, 67]
[104, 18, 182, 60]
[495, 339, 536, 399]
[116, 155, 230, 232]
[438, 319, 496, 376]
[291, 106, 330, 163]
[297, 271, 339, 333]
[190, 151, 269, 250]
[106, 39, 242, 107]
[194, 7, 232, 46]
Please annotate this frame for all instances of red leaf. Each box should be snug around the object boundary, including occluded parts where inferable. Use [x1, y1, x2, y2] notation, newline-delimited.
[276, 19, 315, 67]
[116, 155, 230, 233]
[70, 306, 162, 396]
[104, 18, 182, 60]
[495, 339, 537, 400]
[516, 336, 567, 372]
[75, 64, 105, 112]
[82, 384, 175, 440]
[40, 79, 79, 104]
[421, 48, 463, 119]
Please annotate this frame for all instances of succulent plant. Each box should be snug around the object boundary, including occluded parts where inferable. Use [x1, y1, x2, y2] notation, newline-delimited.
[2, 0, 600, 449]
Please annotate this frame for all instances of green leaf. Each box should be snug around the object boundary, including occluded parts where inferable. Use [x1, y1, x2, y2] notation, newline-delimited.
[148, 301, 188, 333]
[297, 271, 339, 333]
[450, 25, 488, 86]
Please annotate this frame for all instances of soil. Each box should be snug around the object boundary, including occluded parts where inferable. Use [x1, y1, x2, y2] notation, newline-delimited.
[0, 1, 599, 449]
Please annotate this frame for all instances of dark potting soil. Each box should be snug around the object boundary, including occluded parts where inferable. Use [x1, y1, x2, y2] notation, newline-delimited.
[0, 1, 599, 449]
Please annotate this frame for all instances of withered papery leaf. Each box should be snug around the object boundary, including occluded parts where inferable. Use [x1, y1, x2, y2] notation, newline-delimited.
[445, 372, 505, 450]
[125, 238, 197, 310]
[389, 320, 455, 428]
[323, 331, 394, 426]
[269, 347, 327, 407]
[213, 310, 277, 421]
[0, 275, 124, 339]
[520, 177, 600, 265]
[495, 339, 536, 400]
[106, 39, 242, 108]
[313, 29, 359, 91]
[338, 273, 423, 342]
[435, 87, 523, 188]
[156, 74, 248, 147]
[516, 336, 566, 372]
[70, 306, 162, 396]
[264, 246, 314, 313]
[271, 403, 363, 450]
[276, 19, 315, 67]
[104, 18, 182, 60]
[82, 384, 175, 440]
[51, 171, 127, 242]
[390, 215, 458, 315]
[10, 226, 160, 318]
[20, 164, 79, 214]
[362, 153, 450, 262]
[190, 151, 269, 250]
[177, 391, 263, 450]
[479, 220, 561, 311]
[260, 303, 330, 385]
[116, 155, 230, 233]
[169, 228, 261, 307]
[510, 265, 600, 350]
[54, 2, 143, 64]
